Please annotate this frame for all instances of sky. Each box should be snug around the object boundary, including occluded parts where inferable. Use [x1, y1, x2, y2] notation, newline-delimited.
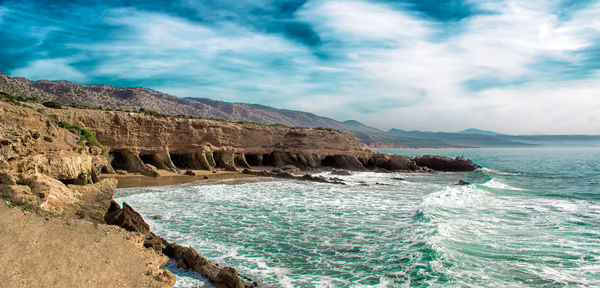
[1, 0, 599, 134]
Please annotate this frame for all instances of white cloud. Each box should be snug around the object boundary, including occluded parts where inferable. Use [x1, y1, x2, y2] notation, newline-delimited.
[293, 0, 600, 134]
[11, 58, 88, 83]
[298, 0, 430, 41]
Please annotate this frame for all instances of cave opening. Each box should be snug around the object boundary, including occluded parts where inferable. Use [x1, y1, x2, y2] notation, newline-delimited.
[109, 151, 129, 171]
[170, 153, 193, 169]
[321, 155, 336, 167]
[139, 154, 162, 168]
[245, 154, 261, 167]
[261, 153, 275, 167]
[212, 152, 223, 168]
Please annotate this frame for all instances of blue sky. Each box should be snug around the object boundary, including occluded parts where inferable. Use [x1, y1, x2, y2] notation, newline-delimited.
[1, 0, 600, 134]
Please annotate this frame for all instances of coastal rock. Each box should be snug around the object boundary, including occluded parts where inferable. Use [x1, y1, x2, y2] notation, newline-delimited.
[368, 153, 415, 171]
[144, 232, 164, 253]
[162, 240, 256, 288]
[323, 154, 365, 170]
[330, 169, 352, 176]
[104, 202, 150, 235]
[184, 170, 196, 176]
[456, 180, 470, 185]
[413, 155, 480, 171]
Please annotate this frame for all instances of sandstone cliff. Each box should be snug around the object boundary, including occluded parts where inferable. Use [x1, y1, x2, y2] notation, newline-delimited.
[39, 105, 477, 176]
[0, 102, 113, 219]
[43, 107, 392, 175]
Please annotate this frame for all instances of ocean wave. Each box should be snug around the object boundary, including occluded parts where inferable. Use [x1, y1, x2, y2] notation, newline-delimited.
[481, 167, 519, 176]
[480, 178, 524, 191]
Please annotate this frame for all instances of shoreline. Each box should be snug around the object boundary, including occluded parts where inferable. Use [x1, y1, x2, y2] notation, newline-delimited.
[100, 170, 260, 188]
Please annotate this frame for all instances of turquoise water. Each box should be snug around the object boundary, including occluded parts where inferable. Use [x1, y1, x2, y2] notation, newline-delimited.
[115, 148, 600, 287]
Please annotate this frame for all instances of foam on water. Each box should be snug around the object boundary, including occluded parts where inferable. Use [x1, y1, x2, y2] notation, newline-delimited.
[116, 148, 600, 287]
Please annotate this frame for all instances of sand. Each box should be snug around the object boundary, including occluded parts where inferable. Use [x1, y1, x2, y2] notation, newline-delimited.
[0, 202, 174, 288]
[100, 169, 259, 188]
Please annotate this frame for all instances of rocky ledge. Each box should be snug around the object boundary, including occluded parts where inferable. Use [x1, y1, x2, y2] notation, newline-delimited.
[105, 200, 257, 288]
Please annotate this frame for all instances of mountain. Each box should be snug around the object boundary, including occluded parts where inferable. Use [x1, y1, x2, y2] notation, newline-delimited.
[3, 73, 596, 148]
[387, 129, 532, 147]
[387, 129, 600, 147]
[458, 128, 505, 136]
[0, 73, 449, 147]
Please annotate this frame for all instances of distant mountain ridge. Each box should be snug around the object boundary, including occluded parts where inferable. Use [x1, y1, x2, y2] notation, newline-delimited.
[1, 73, 598, 148]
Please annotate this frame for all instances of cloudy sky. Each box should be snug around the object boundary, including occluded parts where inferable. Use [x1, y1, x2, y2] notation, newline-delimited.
[1, 0, 599, 134]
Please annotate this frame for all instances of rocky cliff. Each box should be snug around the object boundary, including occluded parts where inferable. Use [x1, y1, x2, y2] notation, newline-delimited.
[0, 102, 113, 219]
[42, 107, 412, 175]
[38, 105, 478, 176]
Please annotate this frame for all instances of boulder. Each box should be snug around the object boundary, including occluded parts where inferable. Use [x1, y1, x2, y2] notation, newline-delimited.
[184, 170, 196, 176]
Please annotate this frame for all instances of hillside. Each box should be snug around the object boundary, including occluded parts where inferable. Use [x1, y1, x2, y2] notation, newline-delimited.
[4, 73, 596, 148]
[0, 73, 448, 148]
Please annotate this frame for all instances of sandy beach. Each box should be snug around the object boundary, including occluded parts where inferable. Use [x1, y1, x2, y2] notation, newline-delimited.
[100, 169, 260, 188]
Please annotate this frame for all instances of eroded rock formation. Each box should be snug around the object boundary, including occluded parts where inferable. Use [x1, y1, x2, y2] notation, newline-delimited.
[0, 103, 115, 219]
[107, 201, 257, 288]
[0, 101, 175, 287]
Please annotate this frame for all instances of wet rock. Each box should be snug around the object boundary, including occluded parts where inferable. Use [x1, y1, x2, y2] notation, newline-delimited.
[162, 240, 256, 288]
[184, 170, 196, 176]
[391, 177, 404, 181]
[456, 180, 470, 185]
[413, 155, 480, 172]
[330, 169, 351, 176]
[151, 215, 162, 219]
[216, 267, 247, 288]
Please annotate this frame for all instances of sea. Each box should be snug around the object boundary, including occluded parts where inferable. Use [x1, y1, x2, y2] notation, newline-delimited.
[114, 148, 600, 287]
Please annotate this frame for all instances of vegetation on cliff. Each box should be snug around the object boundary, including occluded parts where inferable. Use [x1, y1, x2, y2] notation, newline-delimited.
[56, 120, 104, 151]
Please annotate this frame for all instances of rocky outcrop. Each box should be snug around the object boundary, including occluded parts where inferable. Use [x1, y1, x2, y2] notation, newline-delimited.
[242, 169, 345, 185]
[0, 103, 117, 219]
[163, 241, 256, 288]
[413, 155, 480, 172]
[0, 101, 174, 287]
[107, 201, 257, 288]
[105, 201, 151, 235]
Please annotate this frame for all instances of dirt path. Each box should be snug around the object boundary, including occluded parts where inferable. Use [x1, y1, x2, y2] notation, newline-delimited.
[0, 202, 175, 288]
